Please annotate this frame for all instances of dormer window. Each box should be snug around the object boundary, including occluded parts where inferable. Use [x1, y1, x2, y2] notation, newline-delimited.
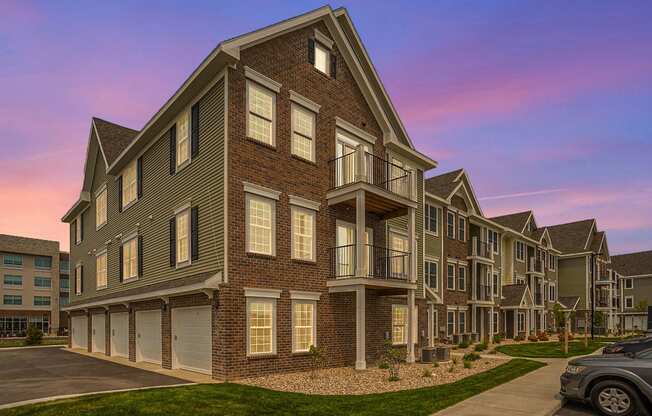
[308, 29, 336, 78]
[314, 42, 330, 75]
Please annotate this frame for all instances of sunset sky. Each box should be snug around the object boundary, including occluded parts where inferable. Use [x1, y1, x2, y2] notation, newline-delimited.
[1, 1, 651, 253]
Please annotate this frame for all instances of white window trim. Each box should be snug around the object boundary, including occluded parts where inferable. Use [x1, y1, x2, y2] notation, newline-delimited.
[95, 184, 108, 231]
[624, 278, 633, 289]
[245, 193, 277, 257]
[314, 28, 333, 50]
[288, 195, 320, 211]
[75, 263, 82, 295]
[245, 296, 278, 357]
[291, 299, 317, 353]
[447, 262, 456, 290]
[246, 79, 277, 147]
[175, 109, 192, 171]
[458, 310, 466, 334]
[121, 160, 138, 211]
[624, 296, 634, 309]
[515, 241, 526, 263]
[392, 304, 408, 345]
[518, 312, 526, 332]
[447, 211, 455, 239]
[3, 275, 23, 289]
[289, 290, 321, 301]
[175, 207, 192, 269]
[243, 182, 281, 201]
[549, 283, 556, 301]
[244, 66, 281, 93]
[290, 205, 317, 262]
[425, 259, 438, 290]
[313, 40, 331, 76]
[95, 249, 108, 290]
[290, 102, 317, 162]
[458, 265, 467, 292]
[425, 204, 439, 236]
[121, 234, 139, 283]
[458, 216, 466, 242]
[75, 215, 82, 245]
[447, 310, 456, 336]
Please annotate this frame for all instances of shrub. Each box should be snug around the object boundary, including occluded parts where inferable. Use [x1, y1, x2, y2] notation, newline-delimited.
[452, 356, 459, 365]
[458, 340, 469, 349]
[514, 335, 525, 341]
[378, 361, 389, 370]
[463, 360, 472, 369]
[308, 345, 325, 379]
[448, 364, 455, 373]
[474, 342, 487, 352]
[380, 340, 403, 382]
[25, 325, 43, 346]
[463, 352, 481, 361]
[528, 335, 539, 342]
[537, 332, 549, 342]
[432, 361, 439, 368]
[422, 368, 432, 378]
[493, 334, 502, 344]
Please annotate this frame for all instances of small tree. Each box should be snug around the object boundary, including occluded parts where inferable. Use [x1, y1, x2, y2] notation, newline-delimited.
[308, 345, 325, 379]
[593, 311, 605, 329]
[25, 324, 43, 346]
[635, 300, 649, 313]
[381, 340, 404, 381]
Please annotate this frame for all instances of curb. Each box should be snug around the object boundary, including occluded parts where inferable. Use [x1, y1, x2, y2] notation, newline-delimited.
[0, 383, 196, 410]
[0, 345, 65, 351]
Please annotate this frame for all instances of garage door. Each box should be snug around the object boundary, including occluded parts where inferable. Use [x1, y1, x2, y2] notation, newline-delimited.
[91, 314, 106, 354]
[135, 310, 162, 365]
[172, 306, 212, 374]
[71, 316, 88, 349]
[110, 312, 129, 358]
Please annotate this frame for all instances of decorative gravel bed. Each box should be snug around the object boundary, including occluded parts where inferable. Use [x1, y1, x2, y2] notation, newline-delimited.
[238, 358, 506, 395]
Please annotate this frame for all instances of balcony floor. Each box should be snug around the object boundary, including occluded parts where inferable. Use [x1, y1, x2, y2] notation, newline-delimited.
[327, 277, 416, 293]
[327, 182, 417, 218]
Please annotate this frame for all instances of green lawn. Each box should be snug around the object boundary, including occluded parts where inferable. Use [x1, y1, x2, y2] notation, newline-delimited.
[0, 359, 544, 416]
[495, 341, 604, 358]
[0, 337, 67, 348]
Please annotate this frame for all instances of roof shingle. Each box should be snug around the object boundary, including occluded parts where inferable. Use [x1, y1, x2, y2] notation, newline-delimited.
[501, 284, 528, 307]
[612, 251, 652, 277]
[93, 117, 139, 166]
[424, 169, 463, 199]
[546, 219, 595, 254]
[489, 211, 532, 233]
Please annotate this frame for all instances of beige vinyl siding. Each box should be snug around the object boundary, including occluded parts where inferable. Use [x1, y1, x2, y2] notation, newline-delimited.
[558, 256, 588, 309]
[70, 79, 225, 302]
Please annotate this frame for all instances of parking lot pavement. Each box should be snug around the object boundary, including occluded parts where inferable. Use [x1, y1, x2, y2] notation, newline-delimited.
[0, 347, 188, 406]
[555, 401, 597, 415]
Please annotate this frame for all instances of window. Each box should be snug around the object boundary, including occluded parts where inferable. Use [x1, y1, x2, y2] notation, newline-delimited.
[122, 237, 138, 281]
[549, 284, 556, 301]
[3, 275, 22, 287]
[447, 212, 455, 239]
[292, 300, 316, 352]
[425, 204, 438, 234]
[3, 254, 22, 267]
[247, 82, 275, 146]
[447, 264, 455, 290]
[75, 264, 82, 295]
[176, 209, 191, 265]
[34, 296, 51, 306]
[34, 256, 52, 269]
[447, 311, 455, 335]
[458, 217, 466, 241]
[34, 276, 51, 289]
[176, 110, 191, 168]
[291, 104, 316, 162]
[392, 304, 408, 345]
[390, 233, 409, 278]
[624, 278, 633, 289]
[75, 217, 82, 244]
[60, 296, 69, 306]
[625, 296, 634, 309]
[60, 278, 69, 289]
[458, 311, 466, 334]
[291, 207, 315, 261]
[96, 251, 107, 289]
[487, 230, 500, 253]
[515, 241, 525, 262]
[425, 261, 438, 289]
[458, 266, 466, 291]
[518, 312, 526, 332]
[246, 195, 275, 256]
[493, 273, 499, 296]
[493, 312, 499, 334]
[122, 160, 138, 208]
[548, 254, 556, 271]
[516, 276, 526, 285]
[314, 41, 330, 75]
[4, 295, 22, 305]
[96, 187, 107, 228]
[247, 299, 276, 355]
[60, 260, 69, 273]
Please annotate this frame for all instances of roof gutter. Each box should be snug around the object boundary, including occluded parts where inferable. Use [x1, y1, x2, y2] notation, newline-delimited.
[61, 192, 91, 223]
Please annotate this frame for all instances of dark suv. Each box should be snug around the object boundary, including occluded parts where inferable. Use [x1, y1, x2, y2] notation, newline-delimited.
[560, 348, 652, 415]
[603, 336, 652, 355]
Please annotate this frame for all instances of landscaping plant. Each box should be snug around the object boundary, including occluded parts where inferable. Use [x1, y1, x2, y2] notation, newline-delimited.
[308, 345, 325, 379]
[380, 340, 403, 382]
[457, 340, 469, 349]
[536, 331, 549, 342]
[492, 334, 502, 344]
[25, 324, 43, 346]
[463, 352, 481, 361]
[527, 334, 539, 342]
[422, 368, 432, 378]
[474, 342, 487, 352]
[463, 360, 472, 369]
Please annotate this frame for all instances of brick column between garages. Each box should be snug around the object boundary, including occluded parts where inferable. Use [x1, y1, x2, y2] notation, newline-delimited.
[105, 310, 111, 356]
[86, 311, 92, 353]
[162, 303, 172, 370]
[128, 307, 136, 362]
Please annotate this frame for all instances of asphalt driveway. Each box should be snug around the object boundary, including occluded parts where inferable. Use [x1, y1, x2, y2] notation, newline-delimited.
[0, 347, 187, 405]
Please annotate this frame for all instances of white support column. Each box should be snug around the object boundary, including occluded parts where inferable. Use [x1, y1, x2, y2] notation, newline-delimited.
[471, 304, 477, 334]
[355, 285, 366, 370]
[355, 144, 367, 182]
[407, 289, 416, 363]
[526, 309, 531, 335]
[427, 304, 433, 347]
[355, 190, 366, 278]
[513, 311, 518, 337]
[407, 207, 416, 283]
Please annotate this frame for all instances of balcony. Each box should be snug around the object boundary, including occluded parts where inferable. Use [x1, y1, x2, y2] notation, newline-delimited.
[330, 244, 411, 281]
[534, 292, 543, 306]
[527, 257, 544, 275]
[597, 298, 611, 308]
[328, 147, 417, 217]
[596, 269, 611, 283]
[468, 237, 494, 263]
[475, 284, 493, 302]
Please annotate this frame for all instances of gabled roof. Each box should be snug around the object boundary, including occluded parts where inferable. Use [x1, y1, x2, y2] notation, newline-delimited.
[92, 117, 139, 166]
[501, 284, 531, 307]
[590, 231, 605, 253]
[424, 169, 483, 215]
[612, 250, 652, 277]
[546, 219, 597, 255]
[558, 296, 580, 311]
[489, 211, 532, 234]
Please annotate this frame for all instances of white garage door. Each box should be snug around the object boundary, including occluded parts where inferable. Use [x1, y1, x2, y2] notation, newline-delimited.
[91, 314, 106, 354]
[110, 312, 129, 358]
[172, 306, 212, 374]
[71, 316, 88, 349]
[136, 310, 162, 365]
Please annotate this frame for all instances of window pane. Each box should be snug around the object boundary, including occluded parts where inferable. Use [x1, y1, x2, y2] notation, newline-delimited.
[292, 209, 313, 261]
[249, 301, 273, 354]
[315, 43, 329, 74]
[249, 198, 272, 255]
[293, 302, 314, 352]
[34, 276, 52, 288]
[177, 211, 189, 263]
[392, 305, 407, 344]
[177, 111, 190, 166]
[4, 275, 22, 286]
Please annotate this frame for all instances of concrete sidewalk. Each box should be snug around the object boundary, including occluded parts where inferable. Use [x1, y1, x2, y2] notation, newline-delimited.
[433, 358, 567, 416]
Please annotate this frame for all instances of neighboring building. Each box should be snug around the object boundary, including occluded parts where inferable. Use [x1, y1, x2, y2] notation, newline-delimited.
[0, 234, 63, 336]
[489, 210, 561, 337]
[61, 6, 437, 379]
[59, 252, 70, 333]
[612, 250, 652, 331]
[547, 219, 616, 334]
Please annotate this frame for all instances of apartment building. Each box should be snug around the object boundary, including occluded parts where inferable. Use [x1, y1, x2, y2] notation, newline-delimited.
[612, 250, 652, 331]
[0, 234, 63, 336]
[547, 219, 616, 334]
[61, 6, 438, 379]
[59, 252, 70, 332]
[489, 211, 561, 337]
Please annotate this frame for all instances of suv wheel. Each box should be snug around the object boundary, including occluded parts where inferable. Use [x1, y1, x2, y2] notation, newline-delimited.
[590, 380, 640, 416]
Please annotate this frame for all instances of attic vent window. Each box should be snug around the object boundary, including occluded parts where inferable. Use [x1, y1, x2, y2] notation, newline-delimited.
[308, 29, 336, 78]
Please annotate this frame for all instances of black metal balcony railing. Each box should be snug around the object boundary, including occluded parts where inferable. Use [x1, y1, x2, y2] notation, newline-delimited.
[476, 284, 492, 301]
[597, 269, 610, 281]
[330, 244, 410, 280]
[528, 258, 544, 274]
[468, 238, 492, 259]
[329, 151, 412, 200]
